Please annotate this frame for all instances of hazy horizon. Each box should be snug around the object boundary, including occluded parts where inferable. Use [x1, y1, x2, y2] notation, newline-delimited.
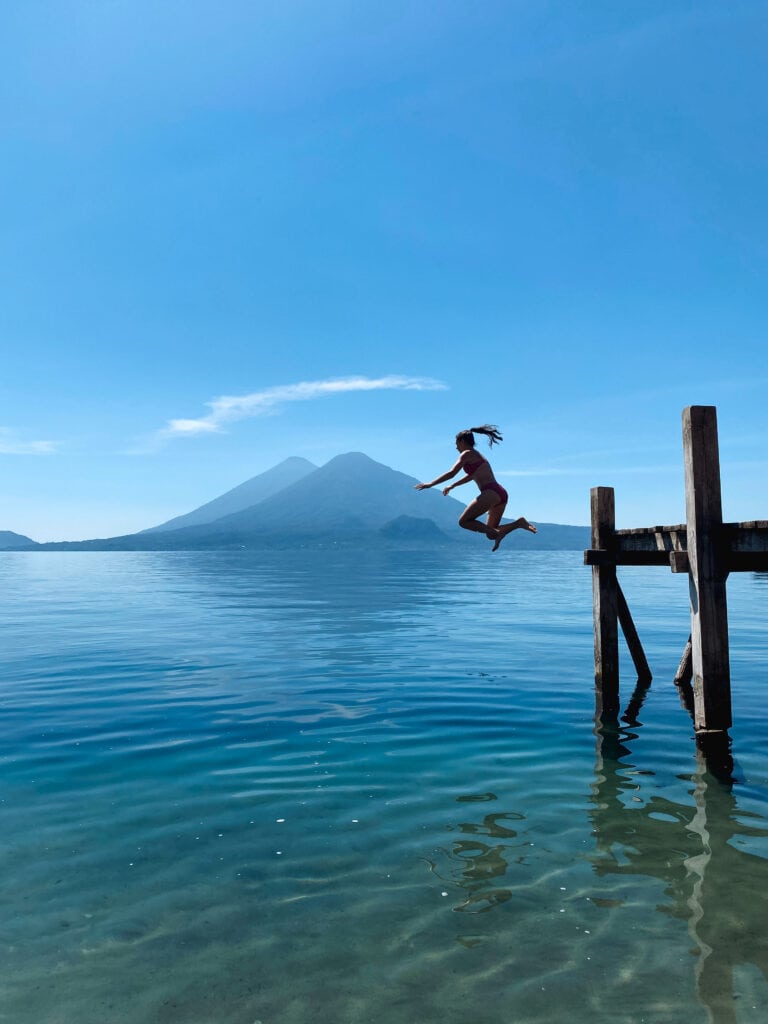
[6, 450, 591, 546]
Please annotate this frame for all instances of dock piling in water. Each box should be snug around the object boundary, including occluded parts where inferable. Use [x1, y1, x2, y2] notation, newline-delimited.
[585, 405, 768, 733]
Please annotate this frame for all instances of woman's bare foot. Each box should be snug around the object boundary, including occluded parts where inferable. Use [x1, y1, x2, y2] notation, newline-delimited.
[491, 518, 537, 552]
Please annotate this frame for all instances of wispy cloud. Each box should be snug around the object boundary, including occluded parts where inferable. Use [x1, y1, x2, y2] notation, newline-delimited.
[0, 429, 60, 455]
[156, 375, 448, 441]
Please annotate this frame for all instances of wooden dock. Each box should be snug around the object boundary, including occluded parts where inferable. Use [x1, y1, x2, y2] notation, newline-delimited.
[585, 406, 768, 732]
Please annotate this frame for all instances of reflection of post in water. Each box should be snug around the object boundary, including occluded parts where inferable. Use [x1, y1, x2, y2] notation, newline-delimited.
[428, 793, 526, 914]
[592, 718, 768, 1023]
[620, 673, 653, 728]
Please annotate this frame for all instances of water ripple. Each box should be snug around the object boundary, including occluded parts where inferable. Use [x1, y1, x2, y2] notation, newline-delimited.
[1, 551, 767, 1023]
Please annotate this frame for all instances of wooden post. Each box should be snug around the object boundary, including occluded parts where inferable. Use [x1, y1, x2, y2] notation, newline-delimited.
[683, 406, 731, 731]
[591, 486, 619, 713]
[617, 582, 652, 683]
[674, 635, 693, 687]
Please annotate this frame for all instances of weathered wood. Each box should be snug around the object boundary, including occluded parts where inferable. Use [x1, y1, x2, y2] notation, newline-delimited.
[586, 545, 768, 572]
[616, 582, 652, 682]
[591, 487, 619, 712]
[670, 551, 690, 574]
[722, 522, 768, 559]
[674, 635, 693, 686]
[683, 406, 731, 731]
[587, 521, 768, 570]
[614, 524, 768, 548]
[615, 524, 687, 535]
[727, 552, 768, 572]
[721, 522, 768, 571]
[615, 526, 687, 552]
[584, 549, 671, 567]
[584, 406, 768, 732]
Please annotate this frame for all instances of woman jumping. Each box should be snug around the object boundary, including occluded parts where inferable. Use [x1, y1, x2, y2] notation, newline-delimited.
[414, 424, 537, 551]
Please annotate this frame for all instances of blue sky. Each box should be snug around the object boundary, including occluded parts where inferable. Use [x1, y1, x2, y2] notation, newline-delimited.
[2, 0, 767, 541]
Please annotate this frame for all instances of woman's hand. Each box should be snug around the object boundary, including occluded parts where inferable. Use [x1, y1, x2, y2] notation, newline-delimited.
[442, 486, 452, 496]
[414, 482, 430, 490]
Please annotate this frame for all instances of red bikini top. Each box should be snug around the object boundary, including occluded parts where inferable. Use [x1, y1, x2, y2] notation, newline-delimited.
[463, 455, 487, 477]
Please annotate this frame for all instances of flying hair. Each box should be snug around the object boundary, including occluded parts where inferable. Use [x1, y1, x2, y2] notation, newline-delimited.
[468, 424, 503, 447]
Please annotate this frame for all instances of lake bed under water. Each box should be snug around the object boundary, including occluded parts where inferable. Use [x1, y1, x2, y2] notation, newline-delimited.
[1, 550, 767, 1023]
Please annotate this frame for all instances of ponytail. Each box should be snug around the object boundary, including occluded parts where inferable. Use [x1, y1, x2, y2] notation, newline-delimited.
[470, 424, 503, 447]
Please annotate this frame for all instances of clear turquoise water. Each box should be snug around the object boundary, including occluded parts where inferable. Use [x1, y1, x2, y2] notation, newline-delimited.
[1, 550, 767, 1024]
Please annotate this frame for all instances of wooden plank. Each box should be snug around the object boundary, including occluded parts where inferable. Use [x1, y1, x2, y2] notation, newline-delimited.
[615, 520, 768, 539]
[615, 530, 688, 554]
[615, 524, 687, 535]
[723, 523, 768, 553]
[584, 549, 671, 567]
[591, 487, 619, 712]
[617, 582, 652, 682]
[674, 635, 693, 686]
[586, 543, 768, 571]
[683, 406, 731, 731]
[670, 551, 690, 574]
[583, 549, 605, 565]
[727, 552, 768, 572]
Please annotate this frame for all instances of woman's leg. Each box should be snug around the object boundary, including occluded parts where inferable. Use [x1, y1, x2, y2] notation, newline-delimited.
[491, 516, 538, 551]
[485, 500, 507, 536]
[459, 493, 501, 537]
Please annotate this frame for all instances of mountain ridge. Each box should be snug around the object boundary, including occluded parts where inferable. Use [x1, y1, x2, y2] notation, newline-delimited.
[141, 456, 317, 533]
[0, 530, 38, 550]
[4, 452, 590, 551]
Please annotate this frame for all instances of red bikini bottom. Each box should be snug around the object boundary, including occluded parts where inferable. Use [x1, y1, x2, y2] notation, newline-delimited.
[483, 482, 508, 506]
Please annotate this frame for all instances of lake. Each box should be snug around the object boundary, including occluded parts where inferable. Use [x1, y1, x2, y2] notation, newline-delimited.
[1, 549, 767, 1024]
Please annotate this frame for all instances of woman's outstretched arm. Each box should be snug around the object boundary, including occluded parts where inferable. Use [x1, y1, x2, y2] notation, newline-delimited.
[414, 459, 463, 490]
[441, 474, 471, 496]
